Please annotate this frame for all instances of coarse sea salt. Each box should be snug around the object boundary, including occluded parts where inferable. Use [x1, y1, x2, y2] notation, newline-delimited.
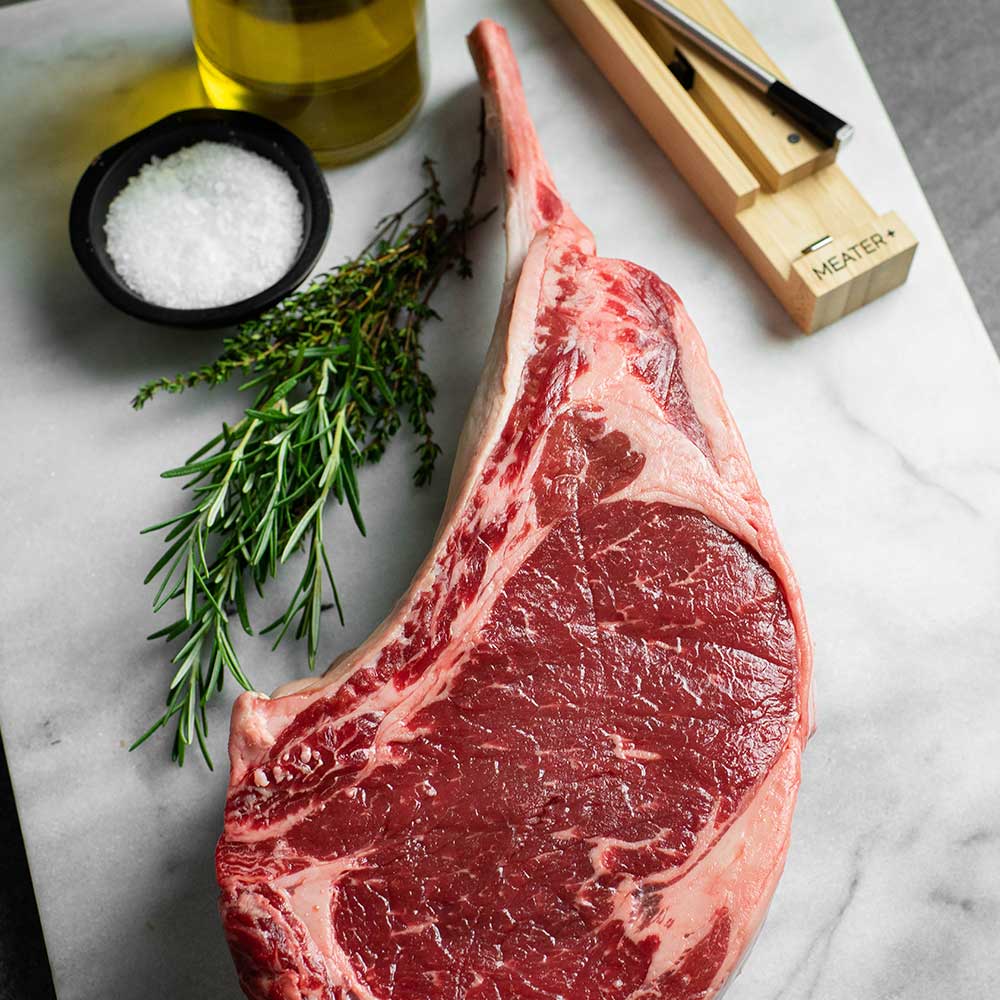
[104, 141, 304, 310]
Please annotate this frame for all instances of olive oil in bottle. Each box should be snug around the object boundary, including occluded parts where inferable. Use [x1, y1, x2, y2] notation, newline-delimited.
[188, 0, 427, 164]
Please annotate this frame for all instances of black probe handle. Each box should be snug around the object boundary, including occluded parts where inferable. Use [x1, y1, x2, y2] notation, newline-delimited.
[766, 80, 852, 147]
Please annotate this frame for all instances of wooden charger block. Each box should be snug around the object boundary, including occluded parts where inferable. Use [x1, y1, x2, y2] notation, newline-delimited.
[548, 0, 917, 332]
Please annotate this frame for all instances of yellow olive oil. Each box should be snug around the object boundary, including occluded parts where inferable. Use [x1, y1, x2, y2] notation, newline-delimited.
[189, 0, 426, 163]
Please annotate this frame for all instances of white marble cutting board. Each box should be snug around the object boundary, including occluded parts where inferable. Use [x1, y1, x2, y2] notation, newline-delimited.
[1, 0, 998, 998]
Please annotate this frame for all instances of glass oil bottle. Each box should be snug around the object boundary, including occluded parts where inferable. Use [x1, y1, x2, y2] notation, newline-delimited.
[188, 0, 427, 164]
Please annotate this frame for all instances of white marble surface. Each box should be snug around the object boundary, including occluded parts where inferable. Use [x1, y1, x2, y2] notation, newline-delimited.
[1, 0, 998, 998]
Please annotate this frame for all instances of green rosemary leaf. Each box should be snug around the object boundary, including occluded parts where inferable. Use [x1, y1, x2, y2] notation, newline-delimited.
[146, 618, 189, 643]
[194, 710, 214, 771]
[143, 532, 189, 586]
[280, 497, 324, 563]
[141, 508, 200, 536]
[161, 452, 233, 479]
[234, 573, 252, 635]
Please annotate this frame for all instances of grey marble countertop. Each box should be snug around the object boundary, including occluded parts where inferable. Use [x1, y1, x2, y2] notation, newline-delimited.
[1, 1, 998, 999]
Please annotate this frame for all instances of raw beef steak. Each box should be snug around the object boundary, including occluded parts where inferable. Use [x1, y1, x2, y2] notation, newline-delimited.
[217, 20, 813, 1000]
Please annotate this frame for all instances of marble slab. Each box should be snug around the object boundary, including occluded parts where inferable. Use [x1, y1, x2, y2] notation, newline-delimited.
[1, 0, 998, 998]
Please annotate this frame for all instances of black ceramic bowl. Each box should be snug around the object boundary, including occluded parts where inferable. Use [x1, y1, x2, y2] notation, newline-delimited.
[69, 108, 332, 328]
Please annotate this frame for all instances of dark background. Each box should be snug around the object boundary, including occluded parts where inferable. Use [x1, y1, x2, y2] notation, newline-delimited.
[1, 0, 998, 997]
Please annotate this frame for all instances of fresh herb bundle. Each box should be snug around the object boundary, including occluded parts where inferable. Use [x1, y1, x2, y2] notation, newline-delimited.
[133, 139, 490, 767]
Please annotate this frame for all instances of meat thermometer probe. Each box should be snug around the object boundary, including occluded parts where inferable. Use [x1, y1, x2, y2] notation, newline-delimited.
[630, 0, 854, 148]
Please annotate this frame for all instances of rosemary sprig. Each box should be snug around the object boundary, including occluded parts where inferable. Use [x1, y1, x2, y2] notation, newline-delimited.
[133, 134, 491, 767]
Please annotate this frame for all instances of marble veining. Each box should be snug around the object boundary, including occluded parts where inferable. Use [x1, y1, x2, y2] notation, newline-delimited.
[0, 0, 998, 998]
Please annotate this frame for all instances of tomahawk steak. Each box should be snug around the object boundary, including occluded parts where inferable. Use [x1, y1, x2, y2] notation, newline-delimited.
[217, 20, 813, 1000]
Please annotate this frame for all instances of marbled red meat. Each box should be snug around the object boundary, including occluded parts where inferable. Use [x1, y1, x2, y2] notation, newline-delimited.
[217, 20, 813, 1000]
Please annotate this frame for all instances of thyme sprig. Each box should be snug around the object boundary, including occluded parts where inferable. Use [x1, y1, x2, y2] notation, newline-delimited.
[133, 134, 490, 767]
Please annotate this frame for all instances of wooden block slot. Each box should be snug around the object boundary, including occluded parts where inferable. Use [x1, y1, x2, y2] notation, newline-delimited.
[548, 0, 917, 332]
[549, 0, 760, 217]
[623, 0, 835, 191]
